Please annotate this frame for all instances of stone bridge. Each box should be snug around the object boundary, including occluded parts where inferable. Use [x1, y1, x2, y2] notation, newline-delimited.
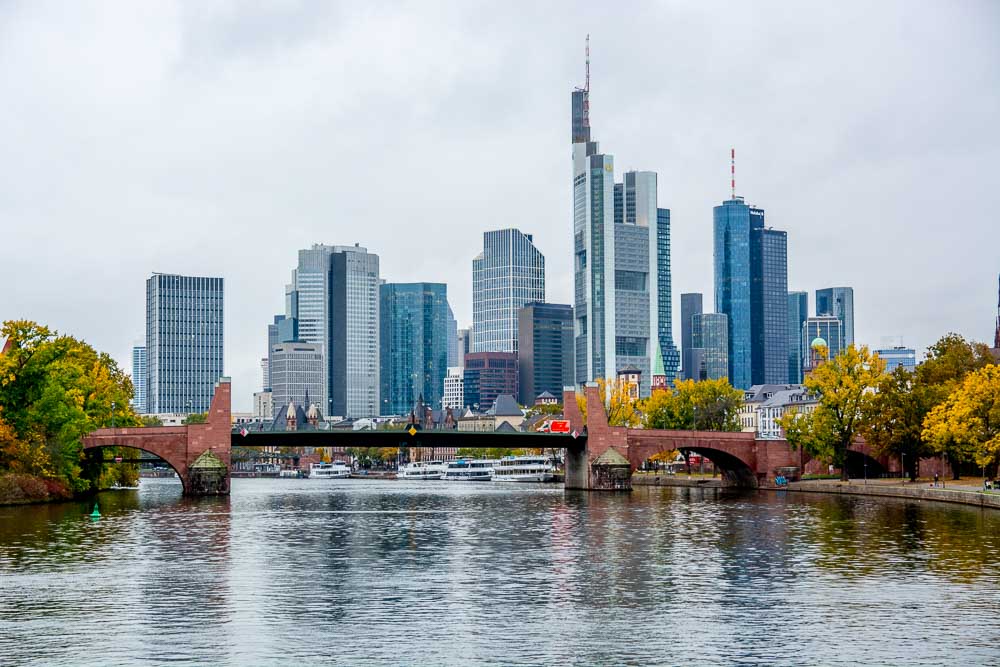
[81, 379, 890, 495]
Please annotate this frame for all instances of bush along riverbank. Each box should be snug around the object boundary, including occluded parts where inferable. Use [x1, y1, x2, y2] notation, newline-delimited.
[0, 473, 73, 505]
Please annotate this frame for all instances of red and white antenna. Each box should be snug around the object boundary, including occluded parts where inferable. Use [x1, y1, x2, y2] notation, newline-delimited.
[730, 147, 736, 199]
[585, 34, 590, 93]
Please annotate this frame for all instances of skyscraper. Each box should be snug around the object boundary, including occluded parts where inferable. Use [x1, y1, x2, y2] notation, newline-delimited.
[680, 293, 703, 380]
[457, 327, 472, 368]
[131, 344, 147, 413]
[816, 287, 855, 346]
[379, 282, 449, 415]
[463, 352, 518, 411]
[802, 315, 844, 373]
[145, 273, 224, 414]
[571, 52, 678, 395]
[714, 198, 753, 389]
[270, 342, 325, 415]
[691, 313, 729, 381]
[787, 291, 808, 383]
[517, 303, 574, 405]
[472, 228, 545, 354]
[876, 347, 917, 373]
[284, 244, 380, 418]
[446, 303, 458, 368]
[752, 225, 788, 384]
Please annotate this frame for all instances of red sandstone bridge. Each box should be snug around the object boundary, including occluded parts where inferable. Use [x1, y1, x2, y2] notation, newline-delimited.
[82, 379, 889, 495]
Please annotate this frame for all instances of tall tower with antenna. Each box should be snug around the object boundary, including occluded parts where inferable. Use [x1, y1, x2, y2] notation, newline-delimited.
[994, 272, 999, 350]
[571, 35, 591, 144]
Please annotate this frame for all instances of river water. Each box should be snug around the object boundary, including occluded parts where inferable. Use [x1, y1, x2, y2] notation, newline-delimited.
[1, 478, 999, 666]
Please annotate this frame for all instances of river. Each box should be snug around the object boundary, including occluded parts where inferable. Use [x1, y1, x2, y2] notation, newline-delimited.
[1, 478, 999, 666]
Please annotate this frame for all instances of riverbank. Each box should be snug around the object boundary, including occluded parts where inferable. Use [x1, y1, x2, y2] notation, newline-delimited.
[632, 474, 722, 488]
[0, 473, 72, 505]
[785, 479, 1000, 509]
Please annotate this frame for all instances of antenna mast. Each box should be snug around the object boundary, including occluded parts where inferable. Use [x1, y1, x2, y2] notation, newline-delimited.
[731, 148, 736, 199]
[585, 34, 590, 93]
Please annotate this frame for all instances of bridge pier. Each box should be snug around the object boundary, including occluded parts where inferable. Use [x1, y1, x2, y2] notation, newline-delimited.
[83, 379, 232, 496]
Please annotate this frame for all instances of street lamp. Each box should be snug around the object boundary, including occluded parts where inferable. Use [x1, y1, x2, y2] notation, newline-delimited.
[111, 401, 116, 429]
[901, 452, 906, 483]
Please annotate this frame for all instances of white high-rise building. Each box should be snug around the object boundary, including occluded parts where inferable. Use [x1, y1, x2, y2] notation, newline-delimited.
[442, 367, 465, 410]
[131, 344, 147, 413]
[472, 229, 545, 354]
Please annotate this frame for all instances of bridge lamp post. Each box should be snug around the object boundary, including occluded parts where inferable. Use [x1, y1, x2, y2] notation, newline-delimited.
[111, 401, 116, 429]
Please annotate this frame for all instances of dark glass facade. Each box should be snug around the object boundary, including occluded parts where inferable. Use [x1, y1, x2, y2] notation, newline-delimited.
[680, 293, 703, 380]
[691, 313, 728, 380]
[656, 208, 681, 385]
[145, 274, 224, 413]
[517, 303, 574, 405]
[713, 199, 752, 389]
[463, 352, 518, 412]
[752, 226, 788, 384]
[787, 291, 808, 383]
[816, 287, 855, 346]
[379, 283, 449, 415]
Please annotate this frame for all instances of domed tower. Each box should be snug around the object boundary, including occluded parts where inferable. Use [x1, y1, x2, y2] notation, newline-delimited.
[805, 337, 829, 380]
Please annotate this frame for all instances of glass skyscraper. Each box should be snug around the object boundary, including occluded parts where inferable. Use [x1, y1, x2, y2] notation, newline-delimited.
[517, 302, 574, 405]
[876, 347, 917, 373]
[680, 293, 703, 380]
[571, 78, 678, 395]
[714, 198, 753, 389]
[145, 273, 224, 414]
[131, 345, 147, 413]
[714, 197, 788, 388]
[284, 244, 380, 418]
[816, 287, 855, 346]
[787, 291, 808, 383]
[472, 228, 545, 354]
[802, 315, 844, 373]
[691, 313, 729, 381]
[379, 282, 449, 415]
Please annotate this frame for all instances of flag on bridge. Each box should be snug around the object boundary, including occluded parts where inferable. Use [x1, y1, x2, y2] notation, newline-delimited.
[239, 427, 249, 437]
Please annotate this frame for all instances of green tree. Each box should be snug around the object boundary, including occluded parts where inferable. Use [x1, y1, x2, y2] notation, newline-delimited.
[777, 344, 885, 481]
[182, 412, 207, 425]
[139, 415, 163, 427]
[923, 364, 1000, 473]
[861, 366, 936, 481]
[641, 378, 742, 431]
[0, 320, 139, 492]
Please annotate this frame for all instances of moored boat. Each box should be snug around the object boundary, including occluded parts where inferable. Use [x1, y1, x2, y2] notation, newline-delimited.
[309, 461, 351, 479]
[442, 458, 495, 481]
[492, 455, 556, 482]
[398, 460, 447, 480]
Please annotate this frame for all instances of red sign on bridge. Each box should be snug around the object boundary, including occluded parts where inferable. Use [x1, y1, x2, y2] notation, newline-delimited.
[548, 420, 571, 434]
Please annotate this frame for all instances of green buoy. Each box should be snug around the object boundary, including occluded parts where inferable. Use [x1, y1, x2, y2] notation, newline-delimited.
[90, 504, 101, 519]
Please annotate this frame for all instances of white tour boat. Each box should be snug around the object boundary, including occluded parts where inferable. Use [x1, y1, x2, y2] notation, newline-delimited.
[398, 460, 447, 480]
[491, 455, 556, 483]
[442, 459, 495, 481]
[309, 461, 351, 479]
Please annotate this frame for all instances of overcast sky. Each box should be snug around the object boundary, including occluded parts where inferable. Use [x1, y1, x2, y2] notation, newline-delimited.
[2, 1, 998, 411]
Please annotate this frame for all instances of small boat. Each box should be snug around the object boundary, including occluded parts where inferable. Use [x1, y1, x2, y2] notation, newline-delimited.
[309, 461, 351, 479]
[492, 455, 556, 483]
[398, 460, 447, 480]
[279, 469, 303, 478]
[442, 459, 495, 481]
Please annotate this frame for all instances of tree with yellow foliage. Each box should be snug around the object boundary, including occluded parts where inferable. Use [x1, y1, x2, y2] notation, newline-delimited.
[922, 364, 1000, 473]
[641, 378, 742, 431]
[777, 344, 885, 482]
[575, 377, 640, 427]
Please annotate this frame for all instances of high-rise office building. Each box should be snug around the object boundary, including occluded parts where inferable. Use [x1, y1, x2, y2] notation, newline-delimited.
[472, 229, 545, 354]
[270, 342, 325, 415]
[787, 291, 808, 383]
[691, 313, 729, 381]
[802, 315, 844, 373]
[571, 59, 678, 395]
[266, 314, 297, 390]
[379, 282, 449, 416]
[442, 367, 464, 409]
[752, 226, 788, 385]
[457, 327, 472, 369]
[816, 287, 855, 346]
[876, 347, 917, 373]
[714, 189, 788, 388]
[260, 358, 269, 392]
[131, 345, 147, 413]
[145, 273, 224, 414]
[284, 244, 380, 418]
[517, 303, 574, 405]
[463, 352, 518, 411]
[680, 293, 703, 380]
[446, 303, 458, 368]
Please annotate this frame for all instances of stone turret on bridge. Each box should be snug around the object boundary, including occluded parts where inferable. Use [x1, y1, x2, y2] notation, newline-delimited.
[82, 379, 232, 495]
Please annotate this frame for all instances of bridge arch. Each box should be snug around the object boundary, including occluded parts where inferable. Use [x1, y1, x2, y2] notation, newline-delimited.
[627, 435, 760, 488]
[84, 444, 188, 493]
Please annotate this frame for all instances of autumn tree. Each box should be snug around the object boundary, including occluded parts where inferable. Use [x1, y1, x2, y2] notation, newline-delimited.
[575, 377, 640, 427]
[923, 364, 1000, 474]
[641, 378, 742, 431]
[861, 366, 936, 481]
[777, 345, 885, 481]
[182, 412, 208, 425]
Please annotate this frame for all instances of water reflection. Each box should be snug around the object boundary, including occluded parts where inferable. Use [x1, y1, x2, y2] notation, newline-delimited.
[1, 480, 999, 665]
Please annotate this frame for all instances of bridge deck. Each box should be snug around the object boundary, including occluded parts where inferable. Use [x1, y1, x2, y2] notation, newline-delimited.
[232, 429, 585, 451]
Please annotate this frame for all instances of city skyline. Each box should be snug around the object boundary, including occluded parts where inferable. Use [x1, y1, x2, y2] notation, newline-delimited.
[1, 3, 997, 410]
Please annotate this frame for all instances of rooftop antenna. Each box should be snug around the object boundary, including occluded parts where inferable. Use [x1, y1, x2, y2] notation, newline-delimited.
[585, 34, 590, 93]
[730, 148, 736, 199]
